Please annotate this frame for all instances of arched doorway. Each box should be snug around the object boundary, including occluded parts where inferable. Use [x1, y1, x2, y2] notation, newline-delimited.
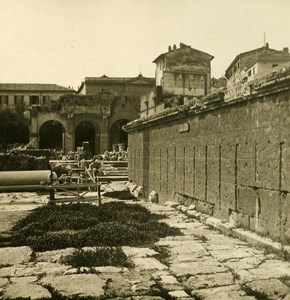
[39, 120, 64, 150]
[110, 119, 129, 151]
[75, 121, 96, 154]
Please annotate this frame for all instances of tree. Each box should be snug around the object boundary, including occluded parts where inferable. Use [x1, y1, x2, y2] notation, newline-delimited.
[0, 106, 29, 152]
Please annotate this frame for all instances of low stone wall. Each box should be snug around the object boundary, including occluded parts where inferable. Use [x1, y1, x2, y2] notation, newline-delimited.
[124, 73, 290, 245]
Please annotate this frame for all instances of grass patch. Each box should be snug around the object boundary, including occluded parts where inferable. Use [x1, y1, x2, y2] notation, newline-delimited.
[102, 190, 137, 200]
[11, 202, 182, 251]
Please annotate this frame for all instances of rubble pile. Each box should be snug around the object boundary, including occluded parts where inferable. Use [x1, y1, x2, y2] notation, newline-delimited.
[0, 153, 49, 171]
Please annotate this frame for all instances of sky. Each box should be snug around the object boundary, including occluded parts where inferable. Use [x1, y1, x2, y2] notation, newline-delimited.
[0, 0, 290, 90]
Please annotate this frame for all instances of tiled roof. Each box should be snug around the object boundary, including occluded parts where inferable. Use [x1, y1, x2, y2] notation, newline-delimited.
[84, 75, 155, 83]
[0, 83, 74, 92]
[153, 44, 214, 63]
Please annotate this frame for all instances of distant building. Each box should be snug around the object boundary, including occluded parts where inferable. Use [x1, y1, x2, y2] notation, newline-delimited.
[30, 74, 155, 154]
[0, 83, 74, 117]
[246, 49, 290, 81]
[140, 43, 214, 117]
[225, 43, 290, 80]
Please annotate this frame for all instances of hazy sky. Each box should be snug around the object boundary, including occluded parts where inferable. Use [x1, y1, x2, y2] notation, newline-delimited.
[0, 0, 290, 90]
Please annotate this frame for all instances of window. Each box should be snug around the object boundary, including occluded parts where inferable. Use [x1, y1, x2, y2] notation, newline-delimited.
[29, 95, 40, 105]
[248, 70, 252, 76]
[14, 95, 24, 105]
[43, 95, 50, 105]
[253, 67, 255, 75]
[0, 95, 8, 105]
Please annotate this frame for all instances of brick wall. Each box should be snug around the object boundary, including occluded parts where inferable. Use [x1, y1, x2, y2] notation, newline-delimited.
[125, 82, 290, 244]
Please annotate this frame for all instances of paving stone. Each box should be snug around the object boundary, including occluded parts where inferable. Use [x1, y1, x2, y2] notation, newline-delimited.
[36, 247, 77, 263]
[158, 275, 183, 291]
[3, 282, 51, 299]
[183, 272, 234, 290]
[122, 247, 158, 257]
[10, 276, 39, 284]
[0, 277, 9, 287]
[93, 266, 128, 273]
[133, 257, 168, 271]
[205, 234, 247, 246]
[160, 275, 179, 284]
[209, 248, 254, 262]
[0, 262, 71, 278]
[205, 243, 239, 250]
[40, 274, 105, 298]
[245, 279, 289, 299]
[164, 221, 203, 230]
[181, 227, 215, 238]
[170, 259, 228, 277]
[223, 256, 263, 271]
[236, 259, 290, 282]
[131, 297, 165, 300]
[151, 270, 171, 279]
[98, 271, 158, 298]
[168, 290, 190, 298]
[169, 251, 210, 263]
[157, 235, 199, 241]
[190, 285, 255, 300]
[0, 246, 33, 266]
[232, 228, 283, 254]
[155, 240, 204, 253]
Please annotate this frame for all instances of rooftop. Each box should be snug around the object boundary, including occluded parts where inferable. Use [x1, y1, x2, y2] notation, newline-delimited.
[153, 43, 214, 63]
[0, 83, 74, 92]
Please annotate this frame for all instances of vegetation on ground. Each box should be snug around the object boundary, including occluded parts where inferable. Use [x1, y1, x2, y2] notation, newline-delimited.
[60, 247, 133, 268]
[12, 201, 182, 252]
[102, 189, 137, 200]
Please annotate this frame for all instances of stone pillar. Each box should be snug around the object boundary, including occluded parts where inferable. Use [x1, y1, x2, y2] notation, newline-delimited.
[30, 106, 39, 147]
[99, 119, 109, 154]
[64, 118, 74, 154]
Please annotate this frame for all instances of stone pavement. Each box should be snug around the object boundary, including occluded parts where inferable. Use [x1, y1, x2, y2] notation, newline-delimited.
[0, 192, 290, 299]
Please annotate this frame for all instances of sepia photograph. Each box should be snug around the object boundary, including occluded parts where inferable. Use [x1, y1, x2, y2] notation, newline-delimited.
[0, 0, 290, 298]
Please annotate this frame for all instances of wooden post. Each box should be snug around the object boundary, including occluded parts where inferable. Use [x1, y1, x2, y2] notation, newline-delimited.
[97, 177, 101, 206]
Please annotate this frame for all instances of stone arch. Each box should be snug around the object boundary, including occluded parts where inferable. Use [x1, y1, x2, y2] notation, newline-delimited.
[109, 119, 129, 151]
[39, 120, 65, 150]
[75, 121, 100, 155]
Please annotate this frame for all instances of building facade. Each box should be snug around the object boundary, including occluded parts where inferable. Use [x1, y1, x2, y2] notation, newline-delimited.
[0, 83, 74, 118]
[30, 75, 155, 154]
[225, 43, 290, 80]
[140, 43, 214, 118]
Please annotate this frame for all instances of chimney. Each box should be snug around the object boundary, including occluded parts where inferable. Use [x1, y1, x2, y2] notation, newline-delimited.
[173, 44, 177, 50]
[168, 45, 172, 52]
[265, 42, 269, 49]
[283, 47, 289, 53]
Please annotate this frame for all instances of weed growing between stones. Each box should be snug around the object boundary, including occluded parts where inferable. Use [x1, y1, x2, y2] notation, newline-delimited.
[152, 245, 171, 267]
[11, 202, 182, 251]
[60, 248, 133, 268]
[43, 284, 96, 300]
[242, 286, 269, 300]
